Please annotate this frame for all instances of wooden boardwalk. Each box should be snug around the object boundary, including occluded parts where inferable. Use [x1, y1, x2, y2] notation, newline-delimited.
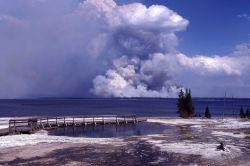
[8, 115, 146, 135]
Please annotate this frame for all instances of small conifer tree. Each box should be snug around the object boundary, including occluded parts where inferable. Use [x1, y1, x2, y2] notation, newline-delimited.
[205, 106, 211, 118]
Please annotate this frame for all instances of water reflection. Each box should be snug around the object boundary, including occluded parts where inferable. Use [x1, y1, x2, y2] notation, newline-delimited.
[49, 122, 172, 138]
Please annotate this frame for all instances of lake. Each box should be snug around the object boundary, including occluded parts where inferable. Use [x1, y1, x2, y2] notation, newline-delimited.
[0, 98, 249, 117]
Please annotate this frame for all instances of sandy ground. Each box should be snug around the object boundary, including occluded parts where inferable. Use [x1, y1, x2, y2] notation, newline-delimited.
[0, 117, 249, 166]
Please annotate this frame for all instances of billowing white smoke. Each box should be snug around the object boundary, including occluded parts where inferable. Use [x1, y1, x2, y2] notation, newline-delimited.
[89, 0, 189, 97]
[92, 54, 181, 97]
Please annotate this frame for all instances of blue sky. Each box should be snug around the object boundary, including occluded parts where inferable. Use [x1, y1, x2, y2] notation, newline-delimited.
[118, 0, 250, 55]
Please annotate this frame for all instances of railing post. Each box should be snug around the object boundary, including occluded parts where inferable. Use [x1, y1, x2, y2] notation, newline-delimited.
[9, 120, 11, 134]
[133, 115, 136, 124]
[116, 116, 119, 125]
[84, 117, 87, 126]
[14, 120, 16, 133]
[30, 121, 33, 131]
[93, 117, 96, 126]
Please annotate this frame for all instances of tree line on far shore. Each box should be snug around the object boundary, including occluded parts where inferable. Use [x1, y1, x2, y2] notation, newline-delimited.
[176, 89, 249, 119]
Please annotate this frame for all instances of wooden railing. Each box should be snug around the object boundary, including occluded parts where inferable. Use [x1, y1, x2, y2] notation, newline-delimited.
[8, 115, 146, 134]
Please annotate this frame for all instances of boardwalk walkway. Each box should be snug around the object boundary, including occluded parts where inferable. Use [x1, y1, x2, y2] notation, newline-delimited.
[7, 115, 146, 135]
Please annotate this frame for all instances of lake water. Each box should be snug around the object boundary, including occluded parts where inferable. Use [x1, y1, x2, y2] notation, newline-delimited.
[0, 98, 249, 117]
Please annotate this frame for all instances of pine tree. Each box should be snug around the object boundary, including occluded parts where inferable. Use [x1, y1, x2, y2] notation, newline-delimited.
[177, 88, 195, 118]
[177, 89, 184, 115]
[205, 106, 211, 118]
[186, 89, 195, 116]
[239, 107, 246, 118]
